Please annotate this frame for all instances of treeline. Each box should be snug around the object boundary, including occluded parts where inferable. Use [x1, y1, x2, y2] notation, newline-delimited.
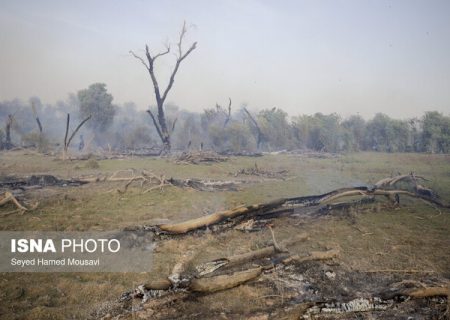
[199, 108, 450, 153]
[1, 89, 449, 154]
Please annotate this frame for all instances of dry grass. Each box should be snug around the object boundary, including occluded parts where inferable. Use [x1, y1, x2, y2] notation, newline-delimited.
[0, 150, 449, 319]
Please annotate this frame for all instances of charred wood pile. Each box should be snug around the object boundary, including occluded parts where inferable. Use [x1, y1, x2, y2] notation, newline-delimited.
[0, 174, 88, 216]
[95, 172, 449, 319]
[174, 151, 229, 165]
[231, 162, 289, 180]
[0, 174, 87, 192]
[78, 169, 244, 193]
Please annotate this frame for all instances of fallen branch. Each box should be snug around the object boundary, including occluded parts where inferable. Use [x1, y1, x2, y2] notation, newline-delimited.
[174, 151, 228, 165]
[127, 174, 448, 237]
[282, 248, 340, 264]
[232, 163, 289, 180]
[195, 232, 309, 276]
[158, 198, 286, 234]
[380, 281, 449, 300]
[407, 286, 449, 298]
[190, 267, 262, 293]
[0, 192, 29, 212]
[375, 172, 429, 189]
[363, 269, 437, 274]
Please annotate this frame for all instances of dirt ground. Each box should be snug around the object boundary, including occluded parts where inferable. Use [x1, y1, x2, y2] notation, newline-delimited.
[0, 150, 449, 319]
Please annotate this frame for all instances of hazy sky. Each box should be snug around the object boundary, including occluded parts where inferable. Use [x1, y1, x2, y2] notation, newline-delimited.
[0, 0, 449, 118]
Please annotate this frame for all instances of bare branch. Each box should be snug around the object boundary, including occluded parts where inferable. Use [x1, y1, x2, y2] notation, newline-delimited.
[64, 113, 70, 148]
[243, 107, 263, 149]
[161, 23, 197, 103]
[129, 50, 149, 70]
[223, 98, 232, 128]
[31, 102, 43, 133]
[153, 44, 171, 61]
[147, 109, 164, 141]
[171, 117, 178, 133]
[67, 115, 91, 148]
[177, 21, 188, 58]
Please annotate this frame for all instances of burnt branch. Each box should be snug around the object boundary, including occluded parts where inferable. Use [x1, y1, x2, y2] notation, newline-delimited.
[146, 110, 164, 142]
[5, 114, 14, 149]
[64, 113, 70, 150]
[216, 98, 232, 128]
[62, 114, 91, 160]
[67, 115, 91, 148]
[31, 102, 43, 133]
[129, 50, 149, 70]
[153, 44, 171, 61]
[243, 107, 264, 149]
[161, 41, 196, 106]
[131, 22, 197, 152]
[171, 117, 178, 133]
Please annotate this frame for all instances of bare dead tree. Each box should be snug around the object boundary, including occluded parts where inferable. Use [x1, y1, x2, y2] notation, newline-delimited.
[243, 107, 265, 150]
[171, 117, 178, 133]
[216, 98, 232, 128]
[130, 22, 197, 154]
[31, 102, 43, 133]
[62, 113, 91, 160]
[5, 114, 14, 150]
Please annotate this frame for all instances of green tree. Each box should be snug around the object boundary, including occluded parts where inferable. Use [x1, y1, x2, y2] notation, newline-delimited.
[257, 108, 293, 150]
[292, 113, 342, 152]
[342, 115, 366, 151]
[421, 111, 450, 153]
[78, 83, 116, 133]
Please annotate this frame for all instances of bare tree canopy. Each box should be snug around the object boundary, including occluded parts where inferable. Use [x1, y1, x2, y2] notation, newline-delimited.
[130, 21, 197, 154]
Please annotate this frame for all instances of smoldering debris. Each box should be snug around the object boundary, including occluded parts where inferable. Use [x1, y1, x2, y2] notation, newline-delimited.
[92, 173, 449, 319]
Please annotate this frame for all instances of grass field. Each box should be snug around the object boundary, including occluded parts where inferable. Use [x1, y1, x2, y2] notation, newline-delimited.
[0, 150, 449, 319]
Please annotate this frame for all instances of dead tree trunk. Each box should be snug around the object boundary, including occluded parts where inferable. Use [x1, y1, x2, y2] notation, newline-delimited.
[243, 107, 264, 150]
[130, 21, 197, 154]
[31, 102, 43, 133]
[216, 97, 232, 128]
[5, 115, 13, 150]
[62, 113, 91, 160]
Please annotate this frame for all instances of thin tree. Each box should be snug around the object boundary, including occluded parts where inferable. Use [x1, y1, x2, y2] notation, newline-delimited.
[31, 102, 43, 133]
[130, 22, 197, 153]
[243, 107, 265, 150]
[62, 113, 91, 160]
[5, 114, 14, 150]
[216, 98, 232, 128]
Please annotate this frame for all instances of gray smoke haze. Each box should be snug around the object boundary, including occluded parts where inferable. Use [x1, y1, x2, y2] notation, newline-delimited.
[0, 0, 449, 119]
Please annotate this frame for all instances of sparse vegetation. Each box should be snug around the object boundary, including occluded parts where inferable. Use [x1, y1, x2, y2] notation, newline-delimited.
[0, 151, 448, 319]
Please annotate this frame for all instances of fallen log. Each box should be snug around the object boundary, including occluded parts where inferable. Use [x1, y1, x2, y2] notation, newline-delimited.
[128, 179, 448, 238]
[407, 286, 449, 298]
[375, 172, 429, 189]
[195, 232, 309, 276]
[85, 169, 245, 193]
[155, 188, 447, 236]
[167, 177, 241, 192]
[126, 231, 308, 300]
[190, 267, 262, 293]
[282, 248, 340, 265]
[380, 281, 449, 300]
[279, 285, 448, 318]
[0, 174, 88, 190]
[231, 163, 289, 180]
[174, 151, 228, 165]
[0, 192, 28, 212]
[142, 279, 172, 291]
[158, 198, 286, 234]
